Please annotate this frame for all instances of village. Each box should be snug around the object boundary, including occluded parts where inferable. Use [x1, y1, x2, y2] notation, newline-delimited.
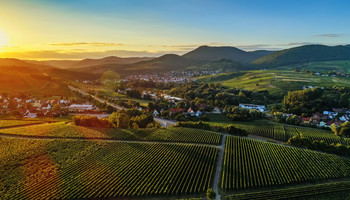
[0, 94, 100, 118]
[121, 70, 219, 83]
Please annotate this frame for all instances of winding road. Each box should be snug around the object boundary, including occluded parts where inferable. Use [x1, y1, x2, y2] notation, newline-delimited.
[69, 85, 176, 127]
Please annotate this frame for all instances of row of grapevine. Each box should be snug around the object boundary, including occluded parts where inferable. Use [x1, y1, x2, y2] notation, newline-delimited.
[146, 127, 222, 144]
[228, 180, 350, 200]
[1, 123, 221, 144]
[0, 120, 43, 128]
[6, 141, 219, 199]
[221, 135, 350, 190]
[296, 126, 342, 144]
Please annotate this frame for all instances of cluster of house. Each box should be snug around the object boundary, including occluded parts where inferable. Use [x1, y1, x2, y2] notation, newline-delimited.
[0, 95, 100, 118]
[121, 70, 219, 83]
[153, 107, 202, 117]
[75, 80, 99, 84]
[239, 104, 266, 112]
[302, 85, 324, 90]
[282, 108, 350, 127]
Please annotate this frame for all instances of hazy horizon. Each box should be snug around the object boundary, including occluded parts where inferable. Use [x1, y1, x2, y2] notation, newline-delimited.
[1, 0, 350, 60]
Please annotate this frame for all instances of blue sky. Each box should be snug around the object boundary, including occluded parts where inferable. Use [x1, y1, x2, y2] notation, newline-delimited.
[0, 0, 349, 59]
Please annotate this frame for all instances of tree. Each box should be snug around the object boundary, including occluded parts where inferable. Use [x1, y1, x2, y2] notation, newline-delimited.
[116, 113, 130, 128]
[52, 104, 61, 112]
[206, 188, 216, 200]
[287, 135, 312, 148]
[331, 123, 340, 135]
[339, 122, 350, 138]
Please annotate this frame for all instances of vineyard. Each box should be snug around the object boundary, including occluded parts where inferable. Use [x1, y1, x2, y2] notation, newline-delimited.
[227, 181, 350, 200]
[0, 137, 219, 199]
[207, 114, 346, 144]
[146, 127, 222, 144]
[295, 126, 342, 144]
[221, 136, 350, 190]
[0, 120, 43, 128]
[0, 123, 221, 144]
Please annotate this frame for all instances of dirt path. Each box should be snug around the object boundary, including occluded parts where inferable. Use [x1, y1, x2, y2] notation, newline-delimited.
[213, 133, 226, 200]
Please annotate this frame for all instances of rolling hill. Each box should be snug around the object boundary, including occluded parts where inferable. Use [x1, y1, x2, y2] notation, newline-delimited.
[185, 59, 244, 73]
[183, 45, 274, 63]
[126, 54, 202, 71]
[251, 45, 350, 67]
[0, 58, 76, 96]
[72, 54, 204, 74]
[69, 56, 154, 69]
[27, 56, 154, 69]
[0, 58, 53, 71]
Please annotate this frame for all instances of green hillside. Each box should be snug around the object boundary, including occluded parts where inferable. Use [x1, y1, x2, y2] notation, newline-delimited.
[183, 45, 274, 63]
[251, 45, 350, 67]
[186, 59, 245, 72]
[277, 60, 350, 73]
[197, 70, 350, 94]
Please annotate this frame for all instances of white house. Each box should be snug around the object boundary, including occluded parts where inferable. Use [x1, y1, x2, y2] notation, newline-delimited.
[42, 104, 52, 110]
[239, 104, 266, 112]
[24, 110, 37, 118]
[153, 110, 159, 116]
[69, 104, 94, 112]
[60, 100, 68, 104]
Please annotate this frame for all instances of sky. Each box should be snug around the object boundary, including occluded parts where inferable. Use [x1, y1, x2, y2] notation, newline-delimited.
[0, 0, 349, 60]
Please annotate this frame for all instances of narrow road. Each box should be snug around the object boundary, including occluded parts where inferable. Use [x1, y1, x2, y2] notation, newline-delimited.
[213, 133, 226, 200]
[69, 85, 178, 127]
[69, 85, 124, 110]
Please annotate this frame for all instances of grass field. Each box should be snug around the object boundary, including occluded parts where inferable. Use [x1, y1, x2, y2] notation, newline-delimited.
[1, 123, 222, 144]
[221, 136, 350, 191]
[0, 138, 219, 199]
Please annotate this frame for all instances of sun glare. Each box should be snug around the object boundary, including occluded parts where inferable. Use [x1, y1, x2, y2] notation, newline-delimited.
[0, 29, 8, 46]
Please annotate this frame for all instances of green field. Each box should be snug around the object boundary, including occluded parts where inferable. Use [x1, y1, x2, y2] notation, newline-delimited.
[0, 138, 219, 199]
[1, 123, 222, 144]
[221, 136, 350, 190]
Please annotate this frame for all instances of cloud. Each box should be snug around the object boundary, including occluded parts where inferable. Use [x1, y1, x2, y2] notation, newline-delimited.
[314, 34, 344, 38]
[160, 42, 230, 50]
[50, 42, 124, 46]
[285, 42, 314, 46]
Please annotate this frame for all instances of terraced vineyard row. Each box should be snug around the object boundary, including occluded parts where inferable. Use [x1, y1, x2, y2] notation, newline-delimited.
[1, 123, 222, 144]
[232, 122, 299, 142]
[1, 138, 219, 199]
[227, 181, 350, 200]
[221, 136, 350, 190]
[146, 127, 222, 144]
[245, 124, 291, 141]
[0, 119, 43, 128]
[295, 126, 343, 144]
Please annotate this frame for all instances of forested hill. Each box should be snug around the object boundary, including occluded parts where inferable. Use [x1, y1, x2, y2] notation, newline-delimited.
[251, 45, 350, 67]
